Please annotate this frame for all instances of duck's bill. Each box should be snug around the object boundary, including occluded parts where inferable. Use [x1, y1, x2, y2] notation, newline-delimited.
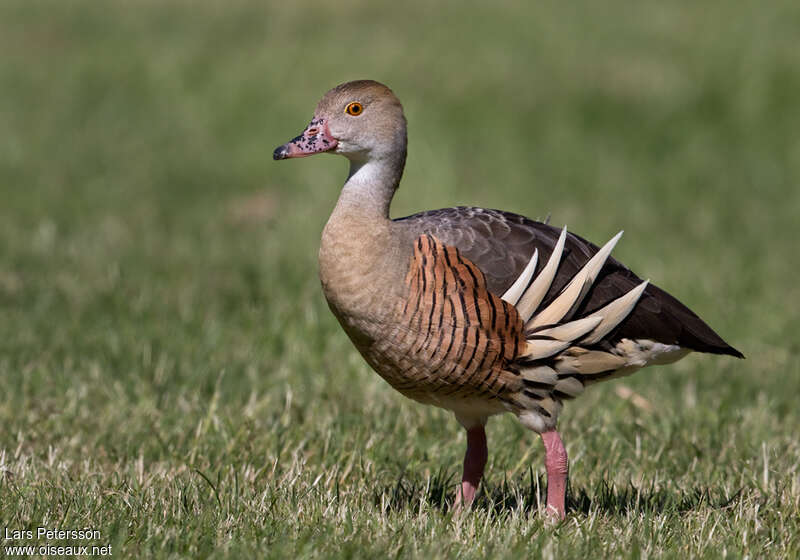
[273, 117, 338, 160]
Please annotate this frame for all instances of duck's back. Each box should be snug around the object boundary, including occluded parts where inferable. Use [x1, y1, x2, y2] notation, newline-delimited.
[392, 206, 742, 358]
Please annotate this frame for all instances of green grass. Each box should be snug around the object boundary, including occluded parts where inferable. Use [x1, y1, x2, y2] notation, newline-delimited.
[1, 0, 799, 557]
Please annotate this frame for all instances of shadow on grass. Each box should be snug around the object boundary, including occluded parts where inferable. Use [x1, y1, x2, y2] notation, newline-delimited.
[374, 469, 745, 517]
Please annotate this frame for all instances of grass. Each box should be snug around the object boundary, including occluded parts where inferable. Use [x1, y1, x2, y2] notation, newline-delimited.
[1, 0, 799, 557]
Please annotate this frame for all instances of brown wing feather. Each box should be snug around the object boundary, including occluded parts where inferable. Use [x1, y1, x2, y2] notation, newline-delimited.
[393, 207, 743, 358]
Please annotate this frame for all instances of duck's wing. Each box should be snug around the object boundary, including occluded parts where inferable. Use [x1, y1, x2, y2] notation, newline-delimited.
[392, 207, 742, 357]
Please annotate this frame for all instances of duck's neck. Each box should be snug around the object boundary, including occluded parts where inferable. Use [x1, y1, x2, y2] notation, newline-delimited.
[332, 147, 406, 221]
[319, 146, 408, 323]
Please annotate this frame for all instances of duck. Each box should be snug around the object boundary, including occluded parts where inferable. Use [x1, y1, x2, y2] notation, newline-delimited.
[273, 80, 742, 519]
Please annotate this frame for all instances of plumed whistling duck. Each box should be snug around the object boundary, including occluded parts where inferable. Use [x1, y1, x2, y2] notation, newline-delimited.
[273, 80, 743, 519]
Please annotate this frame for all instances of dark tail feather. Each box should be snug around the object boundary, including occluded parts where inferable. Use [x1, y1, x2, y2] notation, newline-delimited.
[645, 283, 744, 359]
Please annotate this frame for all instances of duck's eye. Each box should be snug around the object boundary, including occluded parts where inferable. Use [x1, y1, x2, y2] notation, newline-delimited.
[345, 102, 363, 116]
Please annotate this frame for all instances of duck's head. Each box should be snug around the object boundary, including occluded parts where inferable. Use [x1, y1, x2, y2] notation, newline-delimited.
[273, 80, 407, 165]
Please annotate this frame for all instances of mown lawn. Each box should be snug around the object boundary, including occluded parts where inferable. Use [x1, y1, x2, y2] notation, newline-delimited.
[1, 1, 799, 557]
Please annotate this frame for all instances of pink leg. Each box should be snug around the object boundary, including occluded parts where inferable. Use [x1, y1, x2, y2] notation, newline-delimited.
[541, 430, 568, 520]
[454, 425, 488, 509]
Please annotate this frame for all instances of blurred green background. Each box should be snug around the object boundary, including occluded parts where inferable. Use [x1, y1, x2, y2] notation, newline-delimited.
[1, 1, 798, 557]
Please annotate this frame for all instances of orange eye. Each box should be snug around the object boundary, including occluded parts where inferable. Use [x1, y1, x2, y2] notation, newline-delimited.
[345, 102, 363, 116]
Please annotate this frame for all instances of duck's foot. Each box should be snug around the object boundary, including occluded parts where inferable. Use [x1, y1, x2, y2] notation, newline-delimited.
[541, 429, 568, 521]
[453, 425, 487, 511]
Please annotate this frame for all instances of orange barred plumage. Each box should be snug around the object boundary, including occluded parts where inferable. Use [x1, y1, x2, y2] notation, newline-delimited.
[371, 235, 524, 406]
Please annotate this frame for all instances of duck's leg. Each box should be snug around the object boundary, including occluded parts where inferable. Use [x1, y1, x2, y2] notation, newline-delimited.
[454, 424, 488, 509]
[541, 429, 568, 519]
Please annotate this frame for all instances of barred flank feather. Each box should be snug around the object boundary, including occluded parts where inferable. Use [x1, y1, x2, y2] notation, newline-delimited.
[387, 235, 525, 403]
[385, 232, 722, 431]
